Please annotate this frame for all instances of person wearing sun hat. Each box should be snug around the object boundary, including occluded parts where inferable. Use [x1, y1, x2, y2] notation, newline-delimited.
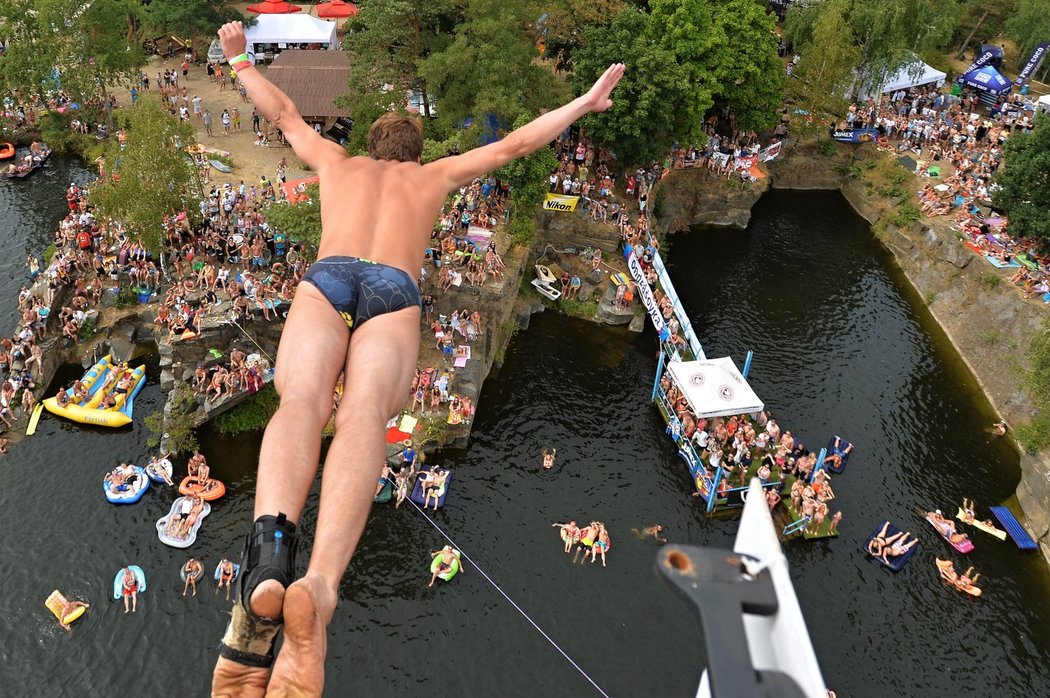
[400, 439, 417, 471]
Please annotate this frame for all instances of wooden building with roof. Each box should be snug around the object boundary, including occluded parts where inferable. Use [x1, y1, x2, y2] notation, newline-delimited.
[266, 49, 353, 142]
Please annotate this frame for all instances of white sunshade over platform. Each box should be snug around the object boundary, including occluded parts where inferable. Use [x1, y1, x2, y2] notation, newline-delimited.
[666, 357, 764, 419]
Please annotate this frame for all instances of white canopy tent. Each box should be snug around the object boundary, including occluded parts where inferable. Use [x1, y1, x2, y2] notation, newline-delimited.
[665, 357, 764, 419]
[858, 59, 946, 100]
[243, 15, 339, 55]
[1036, 94, 1050, 114]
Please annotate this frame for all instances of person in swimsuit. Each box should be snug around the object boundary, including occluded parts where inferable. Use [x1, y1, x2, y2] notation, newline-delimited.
[183, 557, 204, 597]
[121, 567, 139, 613]
[592, 523, 611, 567]
[212, 21, 623, 695]
[632, 524, 667, 545]
[928, 510, 969, 545]
[373, 464, 393, 499]
[422, 468, 449, 511]
[552, 520, 580, 553]
[59, 599, 90, 631]
[217, 558, 237, 600]
[542, 447, 556, 471]
[427, 546, 463, 588]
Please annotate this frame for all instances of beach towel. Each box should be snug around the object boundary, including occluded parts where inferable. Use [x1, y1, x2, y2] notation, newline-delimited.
[609, 272, 630, 286]
[385, 427, 412, 444]
[398, 414, 418, 434]
[985, 254, 1020, 269]
[965, 241, 983, 254]
[1017, 254, 1039, 271]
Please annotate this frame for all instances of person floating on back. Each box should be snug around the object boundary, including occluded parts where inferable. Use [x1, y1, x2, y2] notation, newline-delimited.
[210, 20, 624, 698]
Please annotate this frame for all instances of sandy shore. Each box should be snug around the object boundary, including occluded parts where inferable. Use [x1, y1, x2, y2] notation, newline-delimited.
[113, 55, 311, 189]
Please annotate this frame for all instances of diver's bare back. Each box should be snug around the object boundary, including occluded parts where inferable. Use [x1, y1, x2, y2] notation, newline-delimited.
[315, 156, 449, 277]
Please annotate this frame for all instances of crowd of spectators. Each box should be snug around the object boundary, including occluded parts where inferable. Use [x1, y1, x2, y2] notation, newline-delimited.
[840, 82, 1050, 302]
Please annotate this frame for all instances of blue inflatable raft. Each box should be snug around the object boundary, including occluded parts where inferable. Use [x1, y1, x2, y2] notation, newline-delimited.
[863, 521, 918, 571]
[410, 466, 453, 509]
[112, 565, 147, 600]
[103, 466, 150, 504]
[214, 561, 241, 582]
[824, 436, 853, 474]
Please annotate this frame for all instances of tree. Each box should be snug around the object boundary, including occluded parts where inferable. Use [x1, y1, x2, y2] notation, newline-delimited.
[418, 0, 570, 134]
[573, 0, 785, 167]
[786, 0, 860, 124]
[494, 112, 558, 245]
[90, 95, 199, 253]
[263, 183, 323, 250]
[1005, 0, 1050, 74]
[572, 8, 690, 167]
[338, 0, 458, 150]
[535, 0, 626, 64]
[991, 115, 1050, 248]
[953, 0, 1014, 60]
[0, 0, 145, 127]
[707, 0, 785, 132]
[141, 0, 246, 44]
[786, 0, 960, 100]
[647, 0, 722, 140]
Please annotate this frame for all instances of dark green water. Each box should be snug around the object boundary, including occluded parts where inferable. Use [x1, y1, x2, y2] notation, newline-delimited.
[2, 169, 1048, 697]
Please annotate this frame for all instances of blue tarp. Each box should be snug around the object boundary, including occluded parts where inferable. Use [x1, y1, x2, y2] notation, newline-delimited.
[960, 65, 1013, 94]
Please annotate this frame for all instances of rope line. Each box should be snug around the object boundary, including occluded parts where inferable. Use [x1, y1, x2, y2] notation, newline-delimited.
[408, 498, 611, 698]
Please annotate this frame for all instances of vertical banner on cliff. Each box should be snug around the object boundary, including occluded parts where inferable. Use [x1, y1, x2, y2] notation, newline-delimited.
[625, 249, 668, 342]
[651, 251, 705, 359]
[1017, 43, 1050, 84]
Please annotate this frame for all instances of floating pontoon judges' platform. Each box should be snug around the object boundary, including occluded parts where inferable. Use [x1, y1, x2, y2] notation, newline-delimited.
[990, 506, 1039, 550]
[658, 479, 828, 697]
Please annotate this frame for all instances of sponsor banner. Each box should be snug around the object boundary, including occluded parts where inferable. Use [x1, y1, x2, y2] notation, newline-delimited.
[957, 50, 996, 82]
[734, 154, 757, 171]
[1017, 43, 1050, 84]
[542, 193, 580, 212]
[652, 250, 705, 359]
[829, 127, 878, 143]
[626, 250, 668, 340]
[760, 141, 783, 162]
[711, 152, 731, 169]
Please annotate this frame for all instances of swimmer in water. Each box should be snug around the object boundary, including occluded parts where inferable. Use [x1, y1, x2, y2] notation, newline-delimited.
[542, 447, 556, 470]
[991, 420, 1008, 437]
[552, 520, 580, 553]
[632, 524, 667, 545]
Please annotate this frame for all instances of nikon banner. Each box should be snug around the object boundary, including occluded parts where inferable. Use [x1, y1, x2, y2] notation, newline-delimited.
[543, 193, 580, 212]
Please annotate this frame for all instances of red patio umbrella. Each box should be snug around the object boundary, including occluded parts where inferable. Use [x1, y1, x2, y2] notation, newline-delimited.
[246, 0, 303, 14]
[315, 0, 358, 18]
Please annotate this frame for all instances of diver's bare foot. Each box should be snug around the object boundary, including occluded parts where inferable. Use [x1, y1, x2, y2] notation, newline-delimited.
[211, 579, 288, 698]
[266, 574, 336, 698]
[211, 656, 273, 698]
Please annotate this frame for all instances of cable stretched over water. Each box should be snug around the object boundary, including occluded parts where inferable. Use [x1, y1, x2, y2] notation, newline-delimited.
[408, 498, 612, 698]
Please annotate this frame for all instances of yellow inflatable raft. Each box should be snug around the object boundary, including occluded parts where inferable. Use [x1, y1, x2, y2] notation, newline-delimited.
[42, 355, 147, 428]
[45, 590, 88, 626]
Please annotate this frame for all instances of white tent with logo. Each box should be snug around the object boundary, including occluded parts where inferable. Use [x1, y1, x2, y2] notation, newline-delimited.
[857, 58, 946, 100]
[665, 357, 764, 419]
[243, 15, 339, 55]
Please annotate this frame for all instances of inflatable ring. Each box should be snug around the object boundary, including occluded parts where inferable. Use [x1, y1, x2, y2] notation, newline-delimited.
[429, 549, 461, 582]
